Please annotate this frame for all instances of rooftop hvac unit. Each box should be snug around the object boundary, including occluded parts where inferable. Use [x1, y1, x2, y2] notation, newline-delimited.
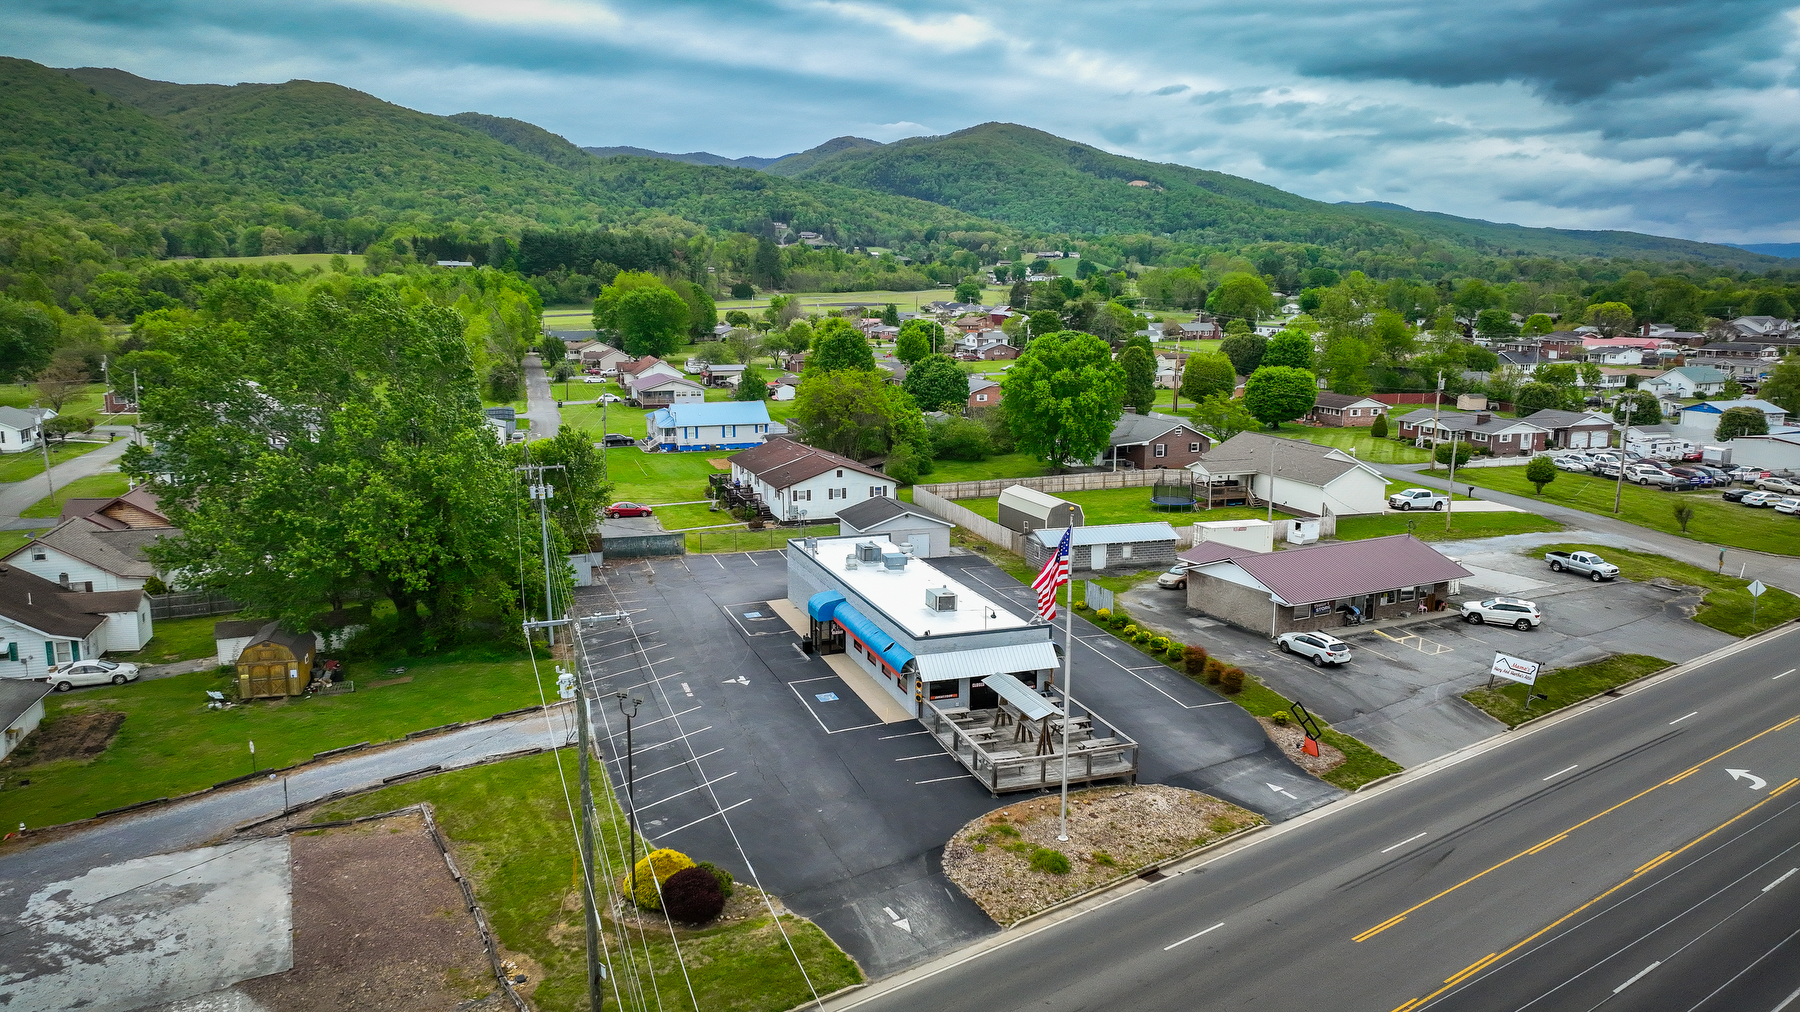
[803, 537, 818, 556]
[844, 553, 860, 570]
[925, 587, 957, 612]
[856, 541, 882, 563]
[882, 550, 908, 570]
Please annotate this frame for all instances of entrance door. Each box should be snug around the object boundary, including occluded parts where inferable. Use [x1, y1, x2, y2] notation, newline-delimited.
[1091, 544, 1108, 570]
[969, 679, 998, 711]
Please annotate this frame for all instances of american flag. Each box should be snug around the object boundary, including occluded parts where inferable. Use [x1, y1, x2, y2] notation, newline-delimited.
[1032, 526, 1073, 620]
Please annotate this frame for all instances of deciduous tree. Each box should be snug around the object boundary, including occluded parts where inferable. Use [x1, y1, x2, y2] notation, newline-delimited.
[1585, 301, 1636, 337]
[0, 296, 59, 382]
[1180, 352, 1236, 404]
[1120, 344, 1156, 415]
[902, 354, 968, 413]
[1001, 331, 1125, 469]
[1190, 394, 1260, 443]
[1525, 455, 1557, 494]
[1241, 366, 1317, 429]
[1220, 332, 1266, 376]
[593, 272, 689, 357]
[1716, 405, 1769, 440]
[803, 318, 876, 374]
[1263, 330, 1315, 371]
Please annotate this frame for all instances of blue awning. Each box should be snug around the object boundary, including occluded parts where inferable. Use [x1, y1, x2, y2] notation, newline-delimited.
[807, 590, 846, 622]
[832, 602, 915, 672]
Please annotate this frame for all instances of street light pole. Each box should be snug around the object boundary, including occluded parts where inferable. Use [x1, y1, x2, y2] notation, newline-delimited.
[570, 676, 605, 1011]
[1614, 399, 1634, 515]
[616, 693, 643, 899]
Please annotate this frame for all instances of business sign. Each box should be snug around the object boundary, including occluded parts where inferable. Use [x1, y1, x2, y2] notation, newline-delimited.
[1491, 652, 1541, 685]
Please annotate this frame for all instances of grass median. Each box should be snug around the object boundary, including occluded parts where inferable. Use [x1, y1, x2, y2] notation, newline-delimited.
[1531, 543, 1800, 637]
[1465, 466, 1800, 554]
[1463, 654, 1671, 727]
[313, 752, 862, 1012]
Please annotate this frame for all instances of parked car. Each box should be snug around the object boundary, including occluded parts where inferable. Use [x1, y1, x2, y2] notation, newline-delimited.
[1666, 467, 1712, 488]
[1545, 550, 1620, 581]
[599, 394, 625, 404]
[1628, 466, 1682, 488]
[1388, 488, 1449, 511]
[1721, 487, 1752, 503]
[1741, 490, 1782, 507]
[1553, 456, 1590, 472]
[600, 433, 636, 447]
[1156, 565, 1190, 590]
[1461, 597, 1542, 629]
[44, 659, 140, 691]
[582, 375, 606, 383]
[1276, 631, 1352, 666]
[1729, 466, 1771, 483]
[1692, 465, 1732, 483]
[1756, 476, 1800, 495]
[604, 501, 654, 518]
[1776, 497, 1800, 516]
[1592, 460, 1624, 478]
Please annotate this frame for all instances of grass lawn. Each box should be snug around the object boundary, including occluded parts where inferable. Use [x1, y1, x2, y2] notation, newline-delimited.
[1463, 654, 1671, 727]
[0, 530, 32, 558]
[921, 452, 1051, 485]
[564, 394, 652, 441]
[1531, 543, 1800, 637]
[0, 440, 106, 484]
[313, 753, 861, 1012]
[955, 486, 1272, 527]
[1464, 467, 1800, 555]
[184, 253, 365, 271]
[0, 645, 557, 829]
[120, 612, 237, 665]
[1280, 427, 1432, 464]
[1336, 511, 1565, 543]
[685, 524, 839, 554]
[0, 382, 113, 423]
[20, 472, 131, 518]
[606, 450, 728, 505]
[655, 501, 726, 530]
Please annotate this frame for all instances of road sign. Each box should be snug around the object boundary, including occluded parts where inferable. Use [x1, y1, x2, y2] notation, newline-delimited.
[1491, 652, 1541, 685]
[1748, 580, 1766, 597]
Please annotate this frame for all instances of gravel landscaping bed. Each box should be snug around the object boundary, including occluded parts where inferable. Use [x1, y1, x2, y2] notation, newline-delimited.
[943, 785, 1262, 925]
[1255, 717, 1347, 777]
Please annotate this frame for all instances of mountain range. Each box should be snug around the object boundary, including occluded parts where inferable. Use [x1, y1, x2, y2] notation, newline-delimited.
[1, 55, 1787, 272]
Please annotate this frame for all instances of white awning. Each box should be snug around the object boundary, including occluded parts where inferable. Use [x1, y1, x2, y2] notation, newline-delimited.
[913, 641, 1060, 683]
[983, 672, 1063, 721]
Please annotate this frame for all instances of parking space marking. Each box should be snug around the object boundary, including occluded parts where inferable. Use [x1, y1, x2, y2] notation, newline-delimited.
[1543, 764, 1580, 781]
[606, 669, 687, 693]
[878, 730, 931, 740]
[1072, 635, 1226, 710]
[895, 752, 950, 762]
[1381, 833, 1429, 854]
[915, 774, 975, 785]
[1778, 669, 1795, 680]
[634, 771, 739, 812]
[658, 798, 754, 838]
[1372, 628, 1454, 655]
[631, 748, 725, 782]
[608, 725, 715, 763]
[604, 706, 702, 740]
[787, 677, 889, 735]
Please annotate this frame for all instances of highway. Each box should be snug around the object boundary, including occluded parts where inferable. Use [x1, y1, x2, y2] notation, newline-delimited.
[833, 626, 1800, 1012]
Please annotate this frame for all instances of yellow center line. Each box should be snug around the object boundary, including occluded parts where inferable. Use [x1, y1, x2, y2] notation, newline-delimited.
[1773, 778, 1799, 798]
[1396, 785, 1792, 1010]
[1443, 953, 1500, 986]
[1352, 713, 1800, 942]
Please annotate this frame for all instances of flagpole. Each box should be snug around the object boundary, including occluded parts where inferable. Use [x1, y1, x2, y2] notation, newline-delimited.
[1058, 519, 1074, 843]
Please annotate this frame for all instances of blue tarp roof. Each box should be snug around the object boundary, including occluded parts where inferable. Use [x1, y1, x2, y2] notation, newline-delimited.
[807, 590, 845, 622]
[831, 601, 914, 672]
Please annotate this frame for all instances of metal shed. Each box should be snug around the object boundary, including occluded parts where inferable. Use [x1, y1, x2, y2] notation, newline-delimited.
[996, 485, 1083, 534]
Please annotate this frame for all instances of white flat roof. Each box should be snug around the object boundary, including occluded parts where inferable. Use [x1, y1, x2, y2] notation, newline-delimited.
[801, 535, 1032, 638]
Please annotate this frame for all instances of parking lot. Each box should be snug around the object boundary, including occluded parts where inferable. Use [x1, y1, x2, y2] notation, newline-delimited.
[575, 548, 1337, 978]
[1123, 531, 1738, 768]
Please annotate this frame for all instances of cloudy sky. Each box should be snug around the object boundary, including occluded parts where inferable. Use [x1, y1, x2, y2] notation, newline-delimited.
[8, 0, 1800, 243]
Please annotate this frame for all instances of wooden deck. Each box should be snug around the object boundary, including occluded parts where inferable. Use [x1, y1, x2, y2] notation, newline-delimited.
[922, 692, 1139, 795]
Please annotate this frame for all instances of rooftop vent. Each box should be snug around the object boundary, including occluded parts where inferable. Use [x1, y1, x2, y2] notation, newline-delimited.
[844, 553, 860, 570]
[882, 550, 908, 571]
[925, 587, 957, 612]
[856, 541, 882, 563]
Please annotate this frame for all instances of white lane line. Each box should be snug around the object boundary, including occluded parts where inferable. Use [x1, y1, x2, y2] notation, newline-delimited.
[1670, 711, 1699, 724]
[1613, 961, 1660, 994]
[1163, 922, 1224, 951]
[604, 705, 701, 739]
[746, 553, 759, 566]
[895, 752, 951, 762]
[915, 774, 975, 785]
[878, 730, 932, 740]
[1543, 764, 1580, 781]
[1763, 868, 1798, 893]
[657, 797, 753, 837]
[1774, 983, 1800, 1012]
[630, 748, 725, 782]
[1381, 832, 1428, 854]
[608, 726, 715, 762]
[1778, 669, 1796, 680]
[634, 771, 739, 812]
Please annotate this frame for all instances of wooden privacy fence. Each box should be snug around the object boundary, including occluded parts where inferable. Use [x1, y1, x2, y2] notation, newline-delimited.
[917, 468, 1184, 501]
[910, 483, 1202, 554]
[148, 591, 241, 620]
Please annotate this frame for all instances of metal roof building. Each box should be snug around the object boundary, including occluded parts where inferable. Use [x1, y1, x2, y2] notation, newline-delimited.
[1183, 534, 1471, 637]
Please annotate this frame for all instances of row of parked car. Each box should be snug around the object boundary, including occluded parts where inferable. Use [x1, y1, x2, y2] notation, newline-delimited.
[1550, 451, 1797, 495]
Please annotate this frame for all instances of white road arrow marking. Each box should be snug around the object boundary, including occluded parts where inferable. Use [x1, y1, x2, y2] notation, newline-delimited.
[881, 906, 912, 932]
[1267, 782, 1298, 800]
[722, 675, 749, 685]
[681, 682, 692, 697]
[1727, 768, 1768, 790]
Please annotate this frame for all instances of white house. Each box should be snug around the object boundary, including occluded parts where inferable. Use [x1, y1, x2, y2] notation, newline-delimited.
[632, 373, 706, 406]
[1, 679, 53, 760]
[0, 406, 43, 454]
[726, 437, 893, 522]
[0, 565, 153, 679]
[1644, 365, 1728, 398]
[646, 401, 787, 453]
[2, 488, 178, 593]
[835, 496, 955, 558]
[618, 356, 684, 395]
[1677, 398, 1790, 439]
[579, 344, 632, 372]
[1188, 431, 1390, 517]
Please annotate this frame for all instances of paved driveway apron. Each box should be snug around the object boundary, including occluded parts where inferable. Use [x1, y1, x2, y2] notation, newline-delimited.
[573, 552, 1339, 979]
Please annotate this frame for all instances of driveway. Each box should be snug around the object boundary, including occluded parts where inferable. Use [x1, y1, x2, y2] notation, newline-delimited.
[1121, 528, 1738, 768]
[574, 549, 1337, 980]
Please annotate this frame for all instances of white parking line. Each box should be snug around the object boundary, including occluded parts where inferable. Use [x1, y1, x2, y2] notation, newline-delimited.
[1543, 764, 1580, 780]
[1163, 922, 1224, 951]
[631, 748, 725, 782]
[895, 752, 950, 762]
[1670, 711, 1699, 724]
[1778, 668, 1795, 680]
[915, 774, 975, 785]
[878, 730, 932, 740]
[1763, 868, 1797, 893]
[1613, 961, 1660, 994]
[608, 725, 715, 762]
[1380, 832, 1428, 854]
[634, 772, 739, 812]
[604, 705, 701, 739]
[657, 797, 753, 838]
[1776, 984, 1800, 1012]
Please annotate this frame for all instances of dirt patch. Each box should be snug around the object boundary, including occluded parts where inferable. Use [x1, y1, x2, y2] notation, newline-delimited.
[1, 710, 124, 767]
[944, 785, 1262, 925]
[706, 458, 732, 469]
[1255, 717, 1347, 777]
[238, 813, 502, 1011]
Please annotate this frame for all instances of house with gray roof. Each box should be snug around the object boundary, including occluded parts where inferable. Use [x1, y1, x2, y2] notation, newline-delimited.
[835, 496, 954, 558]
[1187, 431, 1389, 516]
[1183, 534, 1472, 637]
[0, 563, 152, 678]
[1305, 392, 1389, 428]
[1025, 522, 1179, 573]
[2, 488, 178, 593]
[1518, 408, 1617, 449]
[0, 406, 43, 454]
[1103, 412, 1210, 469]
[1643, 365, 1728, 398]
[1394, 408, 1550, 457]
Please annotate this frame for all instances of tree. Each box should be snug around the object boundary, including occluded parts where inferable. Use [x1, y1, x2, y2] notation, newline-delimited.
[523, 425, 613, 549]
[1370, 411, 1389, 439]
[734, 363, 769, 400]
[895, 327, 931, 365]
[593, 272, 689, 357]
[1000, 330, 1125, 469]
[690, 342, 731, 365]
[902, 354, 968, 413]
[753, 237, 784, 288]
[1435, 441, 1473, 466]
[1672, 502, 1695, 534]
[34, 357, 90, 411]
[1027, 310, 1062, 342]
[677, 280, 718, 341]
[897, 318, 943, 357]
[1220, 332, 1267, 376]
[723, 328, 760, 366]
[538, 333, 565, 367]
[1514, 382, 1563, 414]
[1612, 390, 1663, 425]
[803, 318, 876, 374]
[928, 416, 993, 460]
[882, 303, 900, 326]
[1263, 330, 1314, 371]
[1190, 394, 1260, 443]
[43, 415, 95, 443]
[1720, 378, 1745, 400]
[1758, 356, 1800, 416]
[954, 278, 984, 303]
[725, 309, 752, 328]
[1523, 313, 1556, 336]
[0, 296, 59, 381]
[793, 369, 911, 458]
[1525, 455, 1558, 494]
[1181, 352, 1236, 403]
[1749, 290, 1792, 318]
[1119, 345, 1156, 415]
[729, 282, 754, 299]
[1241, 366, 1317, 429]
[1371, 310, 1415, 365]
[1716, 406, 1769, 440]
[1475, 309, 1518, 340]
[1207, 272, 1275, 323]
[1585, 301, 1636, 337]
[784, 319, 813, 353]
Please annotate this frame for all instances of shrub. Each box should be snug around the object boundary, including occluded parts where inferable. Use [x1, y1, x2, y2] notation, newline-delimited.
[1133, 628, 1154, 645]
[661, 866, 726, 924]
[1271, 710, 1291, 726]
[143, 575, 169, 595]
[1121, 624, 1138, 638]
[1095, 608, 1111, 621]
[1074, 600, 1089, 611]
[1220, 666, 1246, 694]
[1090, 851, 1118, 867]
[1183, 645, 1209, 677]
[697, 860, 734, 899]
[621, 848, 694, 909]
[1203, 657, 1226, 685]
[1149, 635, 1170, 651]
[1029, 847, 1071, 874]
[1370, 412, 1389, 439]
[1163, 643, 1184, 663]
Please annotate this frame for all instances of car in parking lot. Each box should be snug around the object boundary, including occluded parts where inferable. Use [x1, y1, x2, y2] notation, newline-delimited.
[1729, 466, 1770, 483]
[1665, 466, 1712, 488]
[1156, 564, 1190, 590]
[1276, 631, 1352, 666]
[1460, 597, 1542, 629]
[1741, 490, 1782, 507]
[44, 659, 140, 691]
[1553, 455, 1590, 472]
[1692, 465, 1732, 483]
[1591, 459, 1624, 478]
[604, 501, 655, 518]
[1722, 487, 1752, 503]
[1776, 497, 1800, 516]
[1627, 466, 1682, 488]
[1756, 476, 1800, 495]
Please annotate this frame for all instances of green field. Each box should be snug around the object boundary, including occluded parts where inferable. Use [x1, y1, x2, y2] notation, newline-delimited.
[0, 530, 32, 557]
[21, 471, 131, 518]
[182, 252, 366, 271]
[606, 449, 729, 505]
[1531, 543, 1800, 637]
[1463, 654, 1671, 727]
[1336, 511, 1564, 542]
[0, 439, 107, 483]
[1464, 468, 1800, 554]
[953, 486, 1269, 527]
[0, 646, 555, 829]
[121, 613, 238, 665]
[686, 524, 841, 553]
[921, 452, 1051, 485]
[1281, 427, 1432, 464]
[0, 382, 118, 424]
[314, 753, 861, 1012]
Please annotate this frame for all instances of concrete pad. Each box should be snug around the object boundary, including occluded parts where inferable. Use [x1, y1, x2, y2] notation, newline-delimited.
[0, 839, 292, 1012]
[770, 597, 915, 723]
[1458, 563, 1554, 596]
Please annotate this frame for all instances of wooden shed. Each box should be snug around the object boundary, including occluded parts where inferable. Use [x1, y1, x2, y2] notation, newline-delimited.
[996, 486, 1083, 534]
[235, 621, 317, 699]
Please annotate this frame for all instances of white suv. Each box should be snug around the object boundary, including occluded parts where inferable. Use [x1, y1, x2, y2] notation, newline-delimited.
[1276, 631, 1352, 666]
[1460, 597, 1542, 630]
[45, 659, 140, 691]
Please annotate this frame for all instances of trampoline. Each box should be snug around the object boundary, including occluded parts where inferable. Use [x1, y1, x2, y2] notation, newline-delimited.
[1149, 482, 1200, 512]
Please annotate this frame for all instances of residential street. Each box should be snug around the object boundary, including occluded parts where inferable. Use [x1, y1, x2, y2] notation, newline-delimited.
[0, 434, 133, 527]
[521, 352, 562, 438]
[828, 625, 1800, 1011]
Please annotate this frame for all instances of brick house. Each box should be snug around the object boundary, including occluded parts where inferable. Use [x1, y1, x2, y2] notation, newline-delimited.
[1518, 408, 1616, 449]
[1394, 408, 1551, 457]
[967, 376, 1002, 413]
[1104, 412, 1210, 469]
[1306, 393, 1388, 427]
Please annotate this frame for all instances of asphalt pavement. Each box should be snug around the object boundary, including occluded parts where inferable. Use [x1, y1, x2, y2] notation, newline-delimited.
[522, 352, 562, 438]
[0, 435, 133, 525]
[825, 624, 1800, 1011]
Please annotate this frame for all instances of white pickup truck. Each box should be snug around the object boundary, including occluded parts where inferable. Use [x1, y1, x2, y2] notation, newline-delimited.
[1388, 487, 1449, 511]
[1545, 550, 1621, 581]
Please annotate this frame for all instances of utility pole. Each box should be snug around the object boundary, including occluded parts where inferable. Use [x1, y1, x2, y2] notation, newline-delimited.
[1444, 429, 1462, 532]
[1614, 399, 1634, 515]
[518, 463, 568, 645]
[40, 426, 54, 502]
[1428, 370, 1444, 471]
[567, 672, 606, 1012]
[133, 370, 142, 446]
